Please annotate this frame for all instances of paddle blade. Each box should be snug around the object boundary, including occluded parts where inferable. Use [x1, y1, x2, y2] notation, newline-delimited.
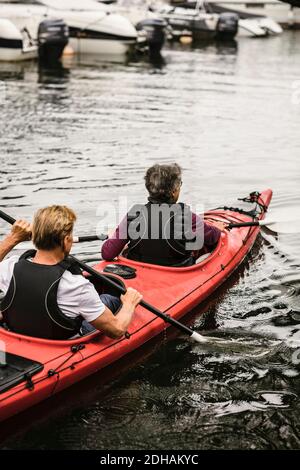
[190, 331, 208, 343]
[262, 211, 300, 234]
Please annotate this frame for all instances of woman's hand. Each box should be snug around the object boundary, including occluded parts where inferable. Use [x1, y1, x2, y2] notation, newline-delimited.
[206, 219, 228, 232]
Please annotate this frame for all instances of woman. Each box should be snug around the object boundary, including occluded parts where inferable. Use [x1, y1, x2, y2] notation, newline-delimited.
[102, 163, 225, 267]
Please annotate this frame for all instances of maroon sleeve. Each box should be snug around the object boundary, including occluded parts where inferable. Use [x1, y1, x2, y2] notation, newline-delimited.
[101, 217, 128, 261]
[192, 213, 221, 247]
[102, 212, 221, 259]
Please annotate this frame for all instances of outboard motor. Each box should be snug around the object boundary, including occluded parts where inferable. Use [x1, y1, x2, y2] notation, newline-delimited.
[38, 19, 69, 65]
[136, 18, 167, 60]
[216, 13, 239, 39]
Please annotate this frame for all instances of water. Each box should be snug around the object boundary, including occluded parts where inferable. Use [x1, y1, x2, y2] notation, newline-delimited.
[0, 33, 300, 449]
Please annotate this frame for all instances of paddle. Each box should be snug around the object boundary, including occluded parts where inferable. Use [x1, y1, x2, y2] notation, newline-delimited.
[59, 209, 300, 242]
[73, 234, 108, 243]
[69, 255, 207, 342]
[0, 210, 107, 243]
[0, 209, 207, 343]
[228, 213, 300, 234]
[0, 210, 15, 226]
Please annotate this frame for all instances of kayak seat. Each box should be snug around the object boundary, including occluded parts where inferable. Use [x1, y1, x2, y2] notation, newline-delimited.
[0, 351, 44, 395]
[195, 252, 211, 264]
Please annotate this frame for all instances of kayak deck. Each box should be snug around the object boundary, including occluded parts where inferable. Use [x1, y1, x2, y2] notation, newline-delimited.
[0, 189, 273, 422]
[0, 353, 43, 395]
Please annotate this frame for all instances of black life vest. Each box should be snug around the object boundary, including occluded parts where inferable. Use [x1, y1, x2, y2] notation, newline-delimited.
[126, 201, 196, 267]
[1, 250, 83, 340]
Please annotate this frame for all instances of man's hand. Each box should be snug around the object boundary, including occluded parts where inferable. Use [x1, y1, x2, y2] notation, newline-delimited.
[91, 287, 143, 339]
[121, 287, 143, 310]
[0, 219, 32, 262]
[9, 220, 32, 244]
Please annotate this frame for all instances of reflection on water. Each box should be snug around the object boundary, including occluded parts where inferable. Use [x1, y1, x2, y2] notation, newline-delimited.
[0, 32, 300, 449]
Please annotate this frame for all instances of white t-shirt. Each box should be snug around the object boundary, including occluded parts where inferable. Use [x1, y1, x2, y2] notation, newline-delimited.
[0, 256, 105, 323]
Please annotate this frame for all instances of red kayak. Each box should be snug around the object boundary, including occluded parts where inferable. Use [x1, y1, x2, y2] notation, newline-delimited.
[0, 189, 272, 422]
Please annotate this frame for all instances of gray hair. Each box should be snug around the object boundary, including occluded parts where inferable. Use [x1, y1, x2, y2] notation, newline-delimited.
[144, 163, 182, 202]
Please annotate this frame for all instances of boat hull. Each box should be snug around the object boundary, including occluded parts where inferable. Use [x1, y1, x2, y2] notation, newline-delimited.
[204, 0, 300, 28]
[0, 3, 137, 58]
[69, 36, 133, 56]
[0, 47, 37, 62]
[0, 18, 37, 62]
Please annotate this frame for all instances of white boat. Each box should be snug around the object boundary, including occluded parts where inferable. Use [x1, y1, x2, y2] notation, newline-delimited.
[171, 0, 300, 28]
[0, 15, 71, 63]
[0, 18, 37, 61]
[206, 0, 300, 28]
[238, 16, 283, 36]
[96, 0, 168, 55]
[0, 0, 137, 58]
[206, 0, 284, 36]
[104, 0, 159, 25]
[151, 3, 240, 40]
[149, 0, 283, 38]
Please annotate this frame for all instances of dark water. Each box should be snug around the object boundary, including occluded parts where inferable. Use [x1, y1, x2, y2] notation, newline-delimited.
[0, 33, 300, 450]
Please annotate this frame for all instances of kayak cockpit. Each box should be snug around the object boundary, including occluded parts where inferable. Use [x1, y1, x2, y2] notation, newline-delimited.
[0, 272, 125, 344]
[116, 232, 227, 272]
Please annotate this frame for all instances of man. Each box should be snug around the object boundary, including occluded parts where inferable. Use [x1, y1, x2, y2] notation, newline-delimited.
[0, 206, 142, 340]
[102, 163, 226, 266]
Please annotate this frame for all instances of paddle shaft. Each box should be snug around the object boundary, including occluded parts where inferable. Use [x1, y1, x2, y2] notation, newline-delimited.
[0, 210, 15, 225]
[0, 209, 205, 343]
[73, 235, 108, 243]
[228, 220, 268, 229]
[70, 255, 204, 341]
[0, 211, 107, 244]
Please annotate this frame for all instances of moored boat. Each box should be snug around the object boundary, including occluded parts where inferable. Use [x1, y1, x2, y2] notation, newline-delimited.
[0, 0, 137, 58]
[0, 18, 37, 61]
[168, 0, 284, 36]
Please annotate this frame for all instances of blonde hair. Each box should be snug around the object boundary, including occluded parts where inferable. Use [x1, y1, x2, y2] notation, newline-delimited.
[32, 205, 76, 250]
